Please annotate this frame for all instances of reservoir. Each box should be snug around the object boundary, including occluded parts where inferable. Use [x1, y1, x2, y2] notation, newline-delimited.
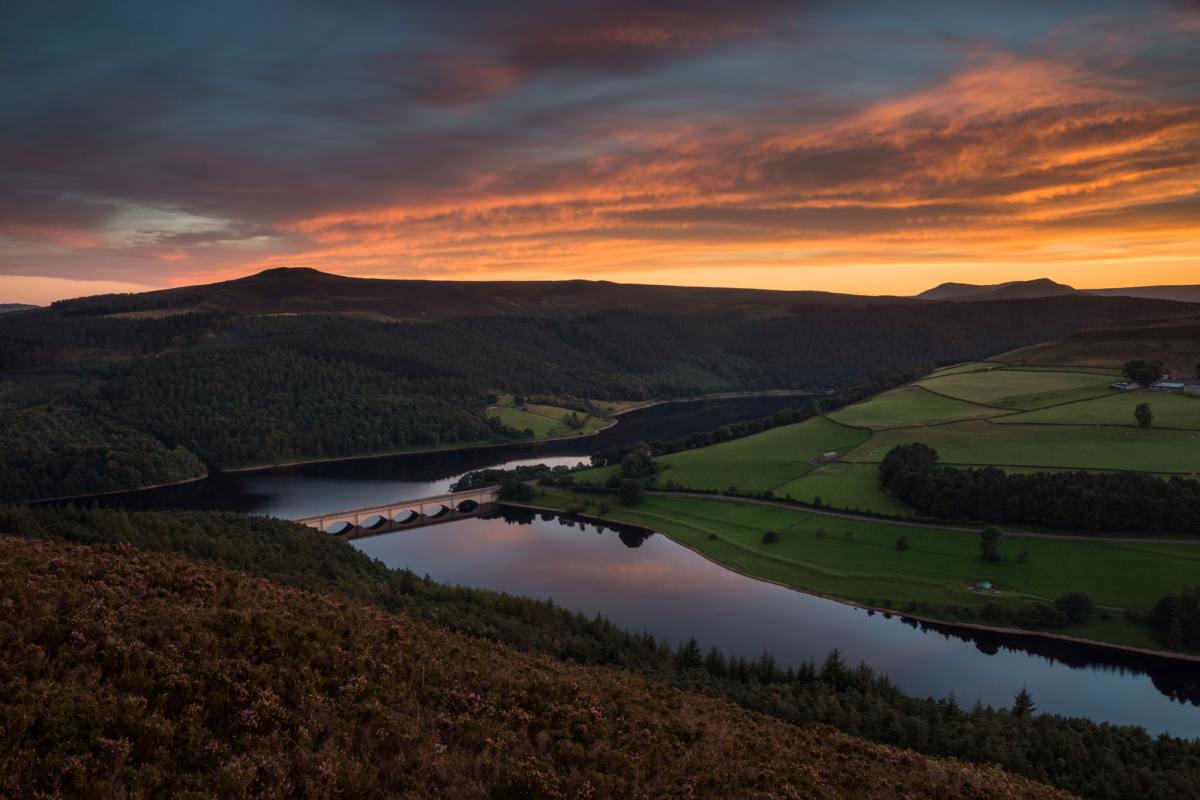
[79, 394, 1200, 738]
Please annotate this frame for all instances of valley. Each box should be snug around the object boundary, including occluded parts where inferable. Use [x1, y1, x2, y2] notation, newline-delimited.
[4, 271, 1200, 799]
[8, 3, 1200, 794]
[549, 353, 1200, 657]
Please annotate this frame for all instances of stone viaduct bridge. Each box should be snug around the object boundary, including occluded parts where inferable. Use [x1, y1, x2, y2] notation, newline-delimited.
[294, 485, 500, 539]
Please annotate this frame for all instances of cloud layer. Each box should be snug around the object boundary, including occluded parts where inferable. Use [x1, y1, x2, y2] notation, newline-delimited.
[1, 0, 1197, 299]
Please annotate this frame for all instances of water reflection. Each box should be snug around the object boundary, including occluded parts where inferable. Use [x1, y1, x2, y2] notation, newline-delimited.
[66, 394, 810, 516]
[355, 508, 1200, 738]
[52, 392, 1200, 736]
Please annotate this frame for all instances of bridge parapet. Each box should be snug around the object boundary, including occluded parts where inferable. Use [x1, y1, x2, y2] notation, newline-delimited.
[294, 485, 500, 538]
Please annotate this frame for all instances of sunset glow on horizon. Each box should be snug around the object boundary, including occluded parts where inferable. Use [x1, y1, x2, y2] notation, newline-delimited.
[2, 1, 1198, 304]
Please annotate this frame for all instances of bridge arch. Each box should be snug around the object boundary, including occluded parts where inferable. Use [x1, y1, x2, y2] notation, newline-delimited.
[424, 504, 450, 519]
[297, 485, 500, 535]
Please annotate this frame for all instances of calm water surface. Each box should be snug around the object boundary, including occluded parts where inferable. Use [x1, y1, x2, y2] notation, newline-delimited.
[79, 394, 1200, 738]
[93, 395, 812, 518]
[356, 510, 1200, 738]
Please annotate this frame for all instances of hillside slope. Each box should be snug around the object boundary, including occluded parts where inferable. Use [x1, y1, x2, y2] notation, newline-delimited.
[1088, 286, 1200, 304]
[917, 279, 1078, 301]
[999, 316, 1200, 375]
[917, 279, 1200, 305]
[52, 266, 899, 320]
[3, 269, 1197, 502]
[0, 535, 1074, 800]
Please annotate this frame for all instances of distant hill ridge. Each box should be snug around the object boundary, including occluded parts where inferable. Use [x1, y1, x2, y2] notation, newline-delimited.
[917, 278, 1200, 304]
[1000, 313, 1200, 374]
[51, 266, 907, 320]
[47, 266, 1200, 320]
[0, 303, 37, 314]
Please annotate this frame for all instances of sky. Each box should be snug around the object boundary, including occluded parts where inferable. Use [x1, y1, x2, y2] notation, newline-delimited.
[2, 0, 1198, 304]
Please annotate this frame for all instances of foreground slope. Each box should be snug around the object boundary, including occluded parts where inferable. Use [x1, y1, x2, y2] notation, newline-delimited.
[0, 536, 1073, 800]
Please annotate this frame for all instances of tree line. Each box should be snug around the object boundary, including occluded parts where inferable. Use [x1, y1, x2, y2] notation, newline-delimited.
[0, 294, 1181, 502]
[586, 368, 922, 473]
[879, 443, 1200, 536]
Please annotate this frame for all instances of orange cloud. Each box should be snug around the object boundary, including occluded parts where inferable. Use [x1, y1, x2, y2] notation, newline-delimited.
[256, 53, 1197, 294]
[9, 47, 1196, 301]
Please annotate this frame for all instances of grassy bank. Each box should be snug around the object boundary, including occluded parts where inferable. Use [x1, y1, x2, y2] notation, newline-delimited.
[488, 395, 611, 440]
[536, 490, 1198, 653]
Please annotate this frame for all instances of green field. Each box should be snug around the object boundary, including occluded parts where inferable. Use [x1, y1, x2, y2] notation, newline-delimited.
[846, 420, 1200, 474]
[538, 491, 1198, 651]
[656, 416, 869, 491]
[549, 362, 1200, 653]
[997, 390, 1200, 429]
[489, 400, 610, 440]
[829, 386, 1002, 429]
[918, 369, 1115, 410]
[627, 367, 1200, 511]
[774, 462, 913, 516]
[927, 361, 1006, 377]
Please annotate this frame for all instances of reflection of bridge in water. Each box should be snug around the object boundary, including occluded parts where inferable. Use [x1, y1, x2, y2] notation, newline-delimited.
[294, 486, 500, 538]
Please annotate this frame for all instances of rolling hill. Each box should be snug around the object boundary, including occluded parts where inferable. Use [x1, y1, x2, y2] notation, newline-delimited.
[52, 266, 905, 320]
[917, 278, 1200, 305]
[55, 267, 1200, 320]
[0, 530, 1077, 799]
[917, 278, 1079, 302]
[1088, 285, 1200, 304]
[4, 268, 1199, 502]
[1000, 315, 1200, 375]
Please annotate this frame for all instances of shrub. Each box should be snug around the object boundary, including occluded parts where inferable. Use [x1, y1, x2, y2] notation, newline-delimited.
[895, 536, 909, 551]
[1016, 602, 1067, 630]
[618, 479, 645, 506]
[762, 531, 782, 544]
[1054, 592, 1094, 625]
[980, 526, 1002, 562]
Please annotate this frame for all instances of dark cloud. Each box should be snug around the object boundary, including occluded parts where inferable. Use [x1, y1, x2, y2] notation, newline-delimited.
[0, 0, 1197, 291]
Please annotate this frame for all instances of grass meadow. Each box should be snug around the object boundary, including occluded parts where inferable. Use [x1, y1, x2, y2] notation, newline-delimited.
[490, 400, 609, 440]
[774, 462, 913, 516]
[996, 390, 1200, 429]
[917, 369, 1116, 409]
[849, 420, 1200, 474]
[538, 491, 1200, 651]
[830, 385, 1003, 429]
[655, 416, 869, 491]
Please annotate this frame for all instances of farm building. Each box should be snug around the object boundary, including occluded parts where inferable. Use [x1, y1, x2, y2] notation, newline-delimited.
[1185, 385, 1200, 398]
[821, 451, 839, 462]
[1151, 381, 1186, 392]
[1110, 381, 1139, 391]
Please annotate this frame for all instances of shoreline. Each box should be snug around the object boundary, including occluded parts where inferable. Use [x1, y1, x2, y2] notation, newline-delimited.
[502, 500, 1200, 666]
[218, 413, 631, 474]
[33, 389, 812, 502]
[606, 388, 817, 418]
[31, 473, 209, 506]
